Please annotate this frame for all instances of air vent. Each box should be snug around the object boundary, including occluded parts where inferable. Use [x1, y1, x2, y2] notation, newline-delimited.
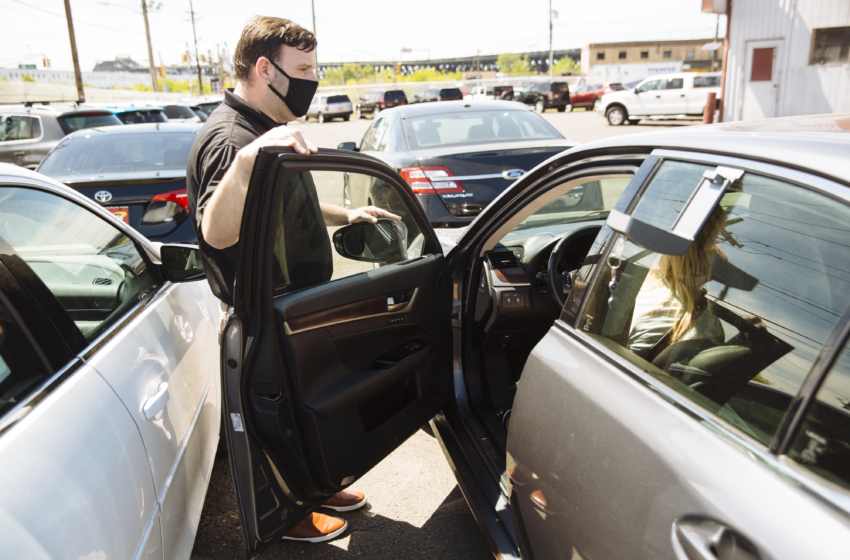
[487, 251, 518, 269]
[93, 277, 114, 286]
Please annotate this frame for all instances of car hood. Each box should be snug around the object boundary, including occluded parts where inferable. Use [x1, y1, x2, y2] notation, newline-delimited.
[600, 90, 633, 103]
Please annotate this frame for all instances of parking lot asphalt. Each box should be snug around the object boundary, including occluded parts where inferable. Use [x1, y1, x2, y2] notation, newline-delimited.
[190, 107, 698, 560]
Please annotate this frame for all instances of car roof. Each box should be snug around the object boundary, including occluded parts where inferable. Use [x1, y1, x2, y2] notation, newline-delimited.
[0, 104, 116, 116]
[579, 113, 850, 185]
[93, 103, 166, 113]
[397, 100, 532, 118]
[62, 122, 203, 138]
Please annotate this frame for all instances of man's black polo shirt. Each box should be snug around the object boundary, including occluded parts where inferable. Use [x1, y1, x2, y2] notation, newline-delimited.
[186, 90, 281, 305]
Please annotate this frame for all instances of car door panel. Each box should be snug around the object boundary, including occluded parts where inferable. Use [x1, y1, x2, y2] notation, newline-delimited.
[509, 324, 850, 560]
[224, 148, 452, 555]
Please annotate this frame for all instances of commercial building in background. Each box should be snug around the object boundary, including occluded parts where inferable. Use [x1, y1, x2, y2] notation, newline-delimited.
[581, 39, 721, 85]
[713, 0, 849, 121]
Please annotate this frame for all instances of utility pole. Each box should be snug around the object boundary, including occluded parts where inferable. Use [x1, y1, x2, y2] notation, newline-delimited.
[189, 0, 203, 96]
[63, 0, 85, 103]
[311, 0, 318, 64]
[140, 0, 158, 92]
[548, 0, 554, 78]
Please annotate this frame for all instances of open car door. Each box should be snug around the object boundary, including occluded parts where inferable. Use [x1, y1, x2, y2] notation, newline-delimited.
[221, 148, 453, 557]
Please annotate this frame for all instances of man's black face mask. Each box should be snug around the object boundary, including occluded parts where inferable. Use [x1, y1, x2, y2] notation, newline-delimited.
[266, 58, 317, 118]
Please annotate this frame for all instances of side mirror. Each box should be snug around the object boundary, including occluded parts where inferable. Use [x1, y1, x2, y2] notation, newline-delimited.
[337, 141, 359, 151]
[159, 244, 205, 282]
[333, 219, 408, 264]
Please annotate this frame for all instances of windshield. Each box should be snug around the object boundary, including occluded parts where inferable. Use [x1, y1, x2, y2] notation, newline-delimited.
[552, 82, 569, 92]
[38, 131, 197, 177]
[116, 109, 168, 124]
[503, 177, 631, 239]
[404, 110, 562, 150]
[163, 105, 197, 119]
[57, 112, 123, 135]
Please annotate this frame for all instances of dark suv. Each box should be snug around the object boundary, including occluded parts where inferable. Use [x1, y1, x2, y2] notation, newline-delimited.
[514, 81, 571, 112]
[411, 87, 464, 104]
[0, 103, 122, 169]
[356, 89, 408, 119]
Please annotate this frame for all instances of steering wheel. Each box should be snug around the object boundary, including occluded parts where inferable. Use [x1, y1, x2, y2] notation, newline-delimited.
[547, 233, 579, 309]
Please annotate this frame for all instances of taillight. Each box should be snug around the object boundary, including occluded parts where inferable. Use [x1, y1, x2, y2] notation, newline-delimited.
[381, 100, 386, 107]
[400, 166, 464, 194]
[324, 105, 329, 111]
[141, 188, 189, 225]
[547, 91, 553, 100]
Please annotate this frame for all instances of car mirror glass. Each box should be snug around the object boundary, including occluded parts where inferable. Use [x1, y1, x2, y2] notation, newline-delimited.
[337, 141, 358, 151]
[160, 244, 205, 282]
[333, 219, 408, 264]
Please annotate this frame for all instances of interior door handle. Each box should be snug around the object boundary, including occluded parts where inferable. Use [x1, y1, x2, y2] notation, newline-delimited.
[680, 94, 686, 97]
[143, 382, 170, 420]
[656, 95, 662, 98]
[387, 290, 416, 312]
[673, 518, 760, 560]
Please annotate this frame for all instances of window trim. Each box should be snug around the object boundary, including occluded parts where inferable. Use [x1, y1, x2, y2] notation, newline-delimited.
[809, 25, 850, 66]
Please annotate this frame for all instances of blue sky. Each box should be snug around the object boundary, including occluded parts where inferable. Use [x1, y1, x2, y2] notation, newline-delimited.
[1, 0, 725, 71]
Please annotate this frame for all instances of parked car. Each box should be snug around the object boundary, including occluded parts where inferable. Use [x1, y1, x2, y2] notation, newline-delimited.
[37, 123, 202, 243]
[0, 104, 122, 169]
[411, 87, 464, 104]
[94, 103, 169, 124]
[0, 163, 220, 559]
[355, 89, 408, 119]
[216, 113, 850, 559]
[567, 82, 625, 111]
[467, 85, 514, 101]
[598, 72, 721, 126]
[306, 93, 353, 123]
[336, 100, 573, 226]
[184, 96, 222, 119]
[153, 102, 203, 123]
[514, 81, 571, 112]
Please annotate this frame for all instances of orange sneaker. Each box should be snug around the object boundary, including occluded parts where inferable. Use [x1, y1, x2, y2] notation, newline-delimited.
[281, 512, 347, 543]
[322, 490, 368, 512]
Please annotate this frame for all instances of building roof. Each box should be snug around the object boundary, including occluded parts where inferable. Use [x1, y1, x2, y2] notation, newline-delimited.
[585, 38, 718, 49]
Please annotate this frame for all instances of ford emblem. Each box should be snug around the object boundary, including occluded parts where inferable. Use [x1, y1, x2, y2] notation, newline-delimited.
[503, 169, 526, 180]
[94, 191, 113, 203]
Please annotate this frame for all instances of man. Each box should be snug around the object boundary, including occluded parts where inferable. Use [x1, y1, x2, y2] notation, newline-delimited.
[187, 16, 396, 544]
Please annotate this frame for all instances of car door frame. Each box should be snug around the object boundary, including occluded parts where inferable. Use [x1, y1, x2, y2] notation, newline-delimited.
[222, 147, 453, 557]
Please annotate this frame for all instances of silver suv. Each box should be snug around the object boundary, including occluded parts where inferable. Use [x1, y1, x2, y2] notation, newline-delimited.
[0, 103, 122, 169]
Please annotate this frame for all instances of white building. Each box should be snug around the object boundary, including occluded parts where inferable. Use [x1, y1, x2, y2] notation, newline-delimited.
[722, 0, 849, 121]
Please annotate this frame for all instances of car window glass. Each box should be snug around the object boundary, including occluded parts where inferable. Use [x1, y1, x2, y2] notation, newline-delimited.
[370, 118, 389, 151]
[0, 297, 51, 417]
[385, 90, 406, 101]
[788, 342, 850, 490]
[636, 80, 661, 93]
[503, 177, 631, 240]
[1, 116, 26, 142]
[163, 106, 196, 119]
[694, 76, 707, 88]
[666, 78, 684, 90]
[377, 120, 393, 152]
[270, 171, 425, 296]
[57, 112, 122, 135]
[38, 132, 198, 176]
[0, 187, 160, 341]
[404, 111, 561, 150]
[577, 160, 850, 447]
[30, 117, 41, 138]
[328, 95, 349, 104]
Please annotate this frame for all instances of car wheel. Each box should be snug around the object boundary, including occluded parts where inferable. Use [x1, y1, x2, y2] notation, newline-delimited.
[318, 112, 325, 124]
[606, 105, 626, 126]
[563, 103, 572, 112]
[343, 182, 352, 208]
[356, 106, 362, 119]
[342, 115, 350, 121]
[534, 99, 545, 113]
[592, 98, 601, 111]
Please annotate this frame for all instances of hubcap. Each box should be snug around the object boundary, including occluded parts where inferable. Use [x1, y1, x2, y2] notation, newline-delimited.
[609, 108, 624, 125]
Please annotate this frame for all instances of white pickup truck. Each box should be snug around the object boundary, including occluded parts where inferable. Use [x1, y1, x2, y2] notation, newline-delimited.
[597, 72, 721, 126]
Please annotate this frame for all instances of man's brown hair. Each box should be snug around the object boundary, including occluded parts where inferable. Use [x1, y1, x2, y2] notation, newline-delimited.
[233, 17, 317, 83]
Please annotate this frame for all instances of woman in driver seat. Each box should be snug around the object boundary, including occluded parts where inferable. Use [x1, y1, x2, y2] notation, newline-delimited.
[628, 206, 729, 359]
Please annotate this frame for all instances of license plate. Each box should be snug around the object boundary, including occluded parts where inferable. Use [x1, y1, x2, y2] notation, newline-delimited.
[107, 206, 130, 224]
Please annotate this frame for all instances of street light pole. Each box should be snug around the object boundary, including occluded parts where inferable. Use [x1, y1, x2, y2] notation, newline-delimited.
[63, 0, 85, 103]
[141, 0, 158, 92]
[548, 0, 553, 78]
[188, 0, 203, 96]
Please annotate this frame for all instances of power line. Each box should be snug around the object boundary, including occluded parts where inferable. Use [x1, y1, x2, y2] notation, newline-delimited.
[3, 0, 145, 34]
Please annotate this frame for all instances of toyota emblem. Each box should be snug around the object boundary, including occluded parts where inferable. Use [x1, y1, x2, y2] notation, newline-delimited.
[503, 169, 526, 180]
[94, 191, 113, 203]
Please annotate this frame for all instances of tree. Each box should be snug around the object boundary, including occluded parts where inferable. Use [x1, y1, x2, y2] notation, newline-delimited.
[552, 56, 581, 75]
[496, 53, 533, 76]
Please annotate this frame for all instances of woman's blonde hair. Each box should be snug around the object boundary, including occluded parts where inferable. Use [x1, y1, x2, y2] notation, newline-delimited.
[655, 206, 728, 341]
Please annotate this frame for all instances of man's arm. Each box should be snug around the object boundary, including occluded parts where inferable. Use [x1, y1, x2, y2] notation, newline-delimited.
[320, 202, 401, 226]
[201, 126, 317, 250]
